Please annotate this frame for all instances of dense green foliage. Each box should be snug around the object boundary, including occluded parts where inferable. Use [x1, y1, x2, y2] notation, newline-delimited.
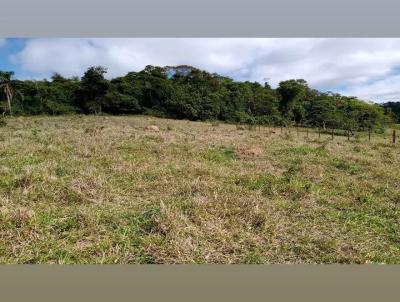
[382, 102, 400, 123]
[0, 65, 394, 130]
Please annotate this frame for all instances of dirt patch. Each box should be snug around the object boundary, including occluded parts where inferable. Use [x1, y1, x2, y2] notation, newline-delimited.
[145, 125, 160, 132]
[76, 239, 94, 250]
[235, 146, 264, 158]
[161, 133, 176, 144]
[302, 163, 325, 182]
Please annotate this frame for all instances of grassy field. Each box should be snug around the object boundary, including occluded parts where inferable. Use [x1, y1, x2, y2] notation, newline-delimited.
[0, 115, 399, 263]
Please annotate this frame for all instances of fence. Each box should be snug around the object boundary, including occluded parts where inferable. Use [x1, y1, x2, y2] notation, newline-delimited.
[241, 123, 398, 144]
[289, 127, 397, 144]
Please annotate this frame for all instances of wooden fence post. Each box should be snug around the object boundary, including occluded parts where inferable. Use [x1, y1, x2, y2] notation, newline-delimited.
[393, 129, 396, 144]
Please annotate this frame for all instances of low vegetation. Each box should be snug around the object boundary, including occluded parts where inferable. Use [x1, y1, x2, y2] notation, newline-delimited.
[0, 115, 399, 263]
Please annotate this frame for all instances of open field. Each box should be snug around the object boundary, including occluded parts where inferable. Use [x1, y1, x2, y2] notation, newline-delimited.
[0, 115, 399, 263]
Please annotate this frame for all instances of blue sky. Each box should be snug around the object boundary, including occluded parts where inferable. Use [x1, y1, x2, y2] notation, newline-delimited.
[2, 38, 400, 103]
[0, 39, 27, 77]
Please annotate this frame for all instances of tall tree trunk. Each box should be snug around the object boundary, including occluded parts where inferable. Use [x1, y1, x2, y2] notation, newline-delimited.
[5, 86, 12, 116]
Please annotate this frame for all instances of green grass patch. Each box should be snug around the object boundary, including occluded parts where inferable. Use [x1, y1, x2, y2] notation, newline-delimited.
[331, 158, 361, 175]
[287, 145, 328, 157]
[203, 146, 236, 164]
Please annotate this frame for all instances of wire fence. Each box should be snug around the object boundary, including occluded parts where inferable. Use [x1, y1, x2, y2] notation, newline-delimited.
[240, 123, 399, 144]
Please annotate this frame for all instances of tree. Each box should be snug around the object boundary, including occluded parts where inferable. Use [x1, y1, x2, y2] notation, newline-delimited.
[77, 66, 110, 114]
[277, 79, 309, 123]
[0, 65, 394, 132]
[382, 102, 400, 123]
[0, 71, 23, 116]
[139, 65, 173, 113]
[307, 96, 340, 129]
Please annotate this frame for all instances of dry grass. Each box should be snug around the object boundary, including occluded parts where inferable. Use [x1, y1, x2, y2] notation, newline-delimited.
[0, 115, 399, 263]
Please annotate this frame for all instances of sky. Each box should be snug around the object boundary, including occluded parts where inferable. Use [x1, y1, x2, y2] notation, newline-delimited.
[1, 38, 400, 103]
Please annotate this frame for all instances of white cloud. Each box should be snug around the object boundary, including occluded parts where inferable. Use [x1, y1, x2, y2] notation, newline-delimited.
[342, 74, 400, 102]
[12, 38, 400, 103]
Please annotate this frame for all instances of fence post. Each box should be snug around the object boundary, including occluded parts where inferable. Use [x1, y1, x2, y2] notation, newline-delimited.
[331, 128, 334, 140]
[393, 129, 396, 144]
[347, 129, 350, 141]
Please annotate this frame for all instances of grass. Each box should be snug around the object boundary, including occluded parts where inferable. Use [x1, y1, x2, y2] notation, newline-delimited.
[0, 115, 399, 263]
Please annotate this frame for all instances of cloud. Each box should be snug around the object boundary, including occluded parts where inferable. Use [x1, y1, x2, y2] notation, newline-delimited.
[13, 38, 272, 78]
[342, 74, 400, 102]
[12, 38, 400, 103]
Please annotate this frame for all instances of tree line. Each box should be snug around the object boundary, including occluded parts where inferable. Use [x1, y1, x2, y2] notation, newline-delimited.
[1, 65, 397, 131]
[382, 102, 400, 123]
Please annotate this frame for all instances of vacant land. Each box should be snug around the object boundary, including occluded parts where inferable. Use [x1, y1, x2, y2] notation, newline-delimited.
[0, 115, 399, 263]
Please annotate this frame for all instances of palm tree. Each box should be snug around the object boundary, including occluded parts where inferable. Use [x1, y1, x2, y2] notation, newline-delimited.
[0, 71, 23, 116]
